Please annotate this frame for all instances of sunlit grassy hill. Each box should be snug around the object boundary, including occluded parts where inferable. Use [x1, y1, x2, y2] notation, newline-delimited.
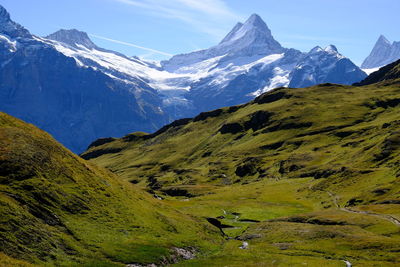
[0, 112, 220, 266]
[83, 63, 400, 266]
[83, 81, 400, 207]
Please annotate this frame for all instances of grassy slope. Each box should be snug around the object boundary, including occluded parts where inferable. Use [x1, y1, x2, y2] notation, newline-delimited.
[0, 112, 221, 266]
[84, 81, 400, 265]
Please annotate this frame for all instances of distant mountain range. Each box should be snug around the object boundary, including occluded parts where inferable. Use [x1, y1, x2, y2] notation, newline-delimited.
[0, 5, 369, 152]
[0, 5, 169, 153]
[362, 35, 400, 70]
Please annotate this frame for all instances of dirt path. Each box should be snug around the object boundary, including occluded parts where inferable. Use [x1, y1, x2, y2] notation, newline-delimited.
[326, 191, 400, 226]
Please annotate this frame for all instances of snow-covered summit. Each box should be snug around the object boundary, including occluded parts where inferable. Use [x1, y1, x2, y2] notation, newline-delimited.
[162, 14, 284, 71]
[46, 29, 97, 49]
[289, 45, 365, 88]
[324, 45, 338, 53]
[217, 13, 283, 55]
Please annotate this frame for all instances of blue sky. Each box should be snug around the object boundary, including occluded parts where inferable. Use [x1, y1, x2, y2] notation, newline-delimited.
[1, 0, 399, 65]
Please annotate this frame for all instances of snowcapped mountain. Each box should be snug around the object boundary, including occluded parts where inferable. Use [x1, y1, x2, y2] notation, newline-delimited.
[362, 35, 400, 70]
[289, 45, 367, 88]
[0, 5, 367, 153]
[44, 13, 366, 114]
[162, 14, 285, 71]
[158, 14, 366, 111]
[0, 5, 169, 153]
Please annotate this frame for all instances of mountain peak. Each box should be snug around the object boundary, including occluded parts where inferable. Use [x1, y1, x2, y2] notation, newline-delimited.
[324, 45, 338, 53]
[0, 5, 30, 38]
[0, 5, 11, 23]
[377, 34, 391, 45]
[310, 46, 323, 53]
[220, 13, 274, 45]
[217, 13, 282, 56]
[241, 13, 272, 36]
[361, 35, 399, 69]
[46, 29, 97, 49]
[245, 13, 266, 27]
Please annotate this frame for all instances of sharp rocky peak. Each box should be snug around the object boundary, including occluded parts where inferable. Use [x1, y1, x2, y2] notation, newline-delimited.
[162, 13, 285, 71]
[220, 13, 274, 45]
[46, 29, 97, 50]
[0, 5, 11, 23]
[245, 13, 268, 29]
[0, 4, 30, 38]
[377, 34, 391, 45]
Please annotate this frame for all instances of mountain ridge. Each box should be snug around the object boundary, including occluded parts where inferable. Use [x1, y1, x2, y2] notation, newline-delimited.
[0, 5, 367, 153]
[46, 29, 98, 50]
[362, 35, 400, 69]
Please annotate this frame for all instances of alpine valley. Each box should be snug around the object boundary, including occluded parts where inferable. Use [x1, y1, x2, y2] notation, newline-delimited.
[0, 6, 367, 153]
[1, 3, 400, 267]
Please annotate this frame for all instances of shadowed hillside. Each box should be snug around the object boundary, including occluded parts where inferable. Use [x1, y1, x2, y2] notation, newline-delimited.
[356, 59, 400, 86]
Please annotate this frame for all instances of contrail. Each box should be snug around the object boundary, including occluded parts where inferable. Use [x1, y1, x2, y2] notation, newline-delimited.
[89, 34, 173, 57]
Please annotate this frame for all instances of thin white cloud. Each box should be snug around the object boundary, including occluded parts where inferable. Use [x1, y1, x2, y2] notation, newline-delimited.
[89, 34, 173, 57]
[112, 0, 242, 39]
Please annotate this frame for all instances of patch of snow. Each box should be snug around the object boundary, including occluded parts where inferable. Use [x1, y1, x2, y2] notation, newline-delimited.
[362, 67, 380, 75]
[0, 34, 17, 52]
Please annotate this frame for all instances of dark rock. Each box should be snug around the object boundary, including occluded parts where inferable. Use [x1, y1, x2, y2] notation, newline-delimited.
[299, 169, 338, 179]
[254, 90, 289, 104]
[244, 110, 273, 131]
[260, 141, 284, 150]
[334, 131, 356, 138]
[235, 162, 258, 177]
[374, 131, 400, 161]
[376, 199, 400, 204]
[219, 123, 244, 134]
[147, 176, 163, 191]
[150, 118, 192, 137]
[202, 152, 212, 158]
[193, 109, 223, 122]
[161, 188, 193, 197]
[160, 165, 171, 171]
[367, 98, 400, 109]
[346, 198, 363, 206]
[372, 188, 390, 196]
[122, 132, 150, 142]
